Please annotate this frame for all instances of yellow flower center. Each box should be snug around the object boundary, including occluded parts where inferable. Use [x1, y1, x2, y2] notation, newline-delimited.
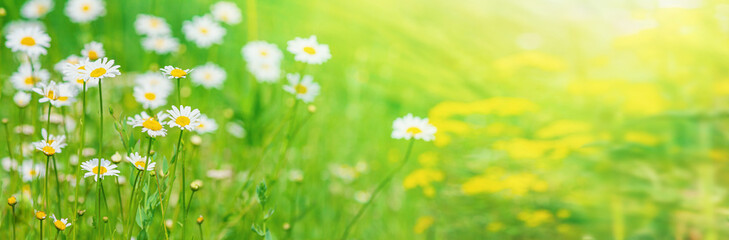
[197, 124, 205, 129]
[303, 46, 316, 55]
[260, 50, 268, 56]
[90, 68, 106, 78]
[200, 28, 208, 34]
[42, 146, 55, 155]
[46, 90, 55, 100]
[92, 166, 107, 175]
[54, 220, 66, 231]
[144, 92, 156, 100]
[150, 19, 159, 28]
[58, 96, 69, 102]
[134, 161, 146, 169]
[175, 116, 190, 127]
[294, 84, 308, 94]
[170, 69, 187, 78]
[29, 169, 37, 176]
[81, 4, 90, 12]
[88, 50, 98, 60]
[20, 37, 36, 46]
[76, 79, 84, 84]
[406, 127, 422, 135]
[35, 211, 46, 219]
[37, 6, 47, 14]
[24, 76, 36, 85]
[142, 118, 163, 131]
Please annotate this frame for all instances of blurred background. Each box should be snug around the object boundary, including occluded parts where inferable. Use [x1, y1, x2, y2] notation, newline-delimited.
[3, 0, 729, 239]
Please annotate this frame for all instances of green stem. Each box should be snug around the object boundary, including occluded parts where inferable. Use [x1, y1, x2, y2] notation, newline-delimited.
[72, 82, 86, 240]
[176, 78, 181, 105]
[97, 79, 104, 239]
[52, 155, 62, 216]
[125, 171, 142, 238]
[11, 206, 16, 240]
[115, 175, 125, 222]
[339, 139, 416, 240]
[45, 155, 50, 211]
[126, 138, 153, 238]
[198, 223, 204, 240]
[181, 131, 187, 239]
[186, 191, 195, 215]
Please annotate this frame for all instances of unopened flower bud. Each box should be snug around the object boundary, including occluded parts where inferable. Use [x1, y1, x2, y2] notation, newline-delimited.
[307, 105, 316, 113]
[190, 135, 202, 146]
[196, 215, 204, 224]
[102, 216, 108, 222]
[111, 152, 122, 163]
[35, 210, 46, 220]
[1, 118, 8, 124]
[77, 210, 86, 216]
[7, 196, 17, 206]
[190, 180, 203, 191]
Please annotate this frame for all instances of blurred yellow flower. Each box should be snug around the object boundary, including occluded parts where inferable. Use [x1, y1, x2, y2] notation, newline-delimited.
[624, 131, 660, 146]
[487, 222, 504, 232]
[413, 216, 435, 234]
[462, 170, 548, 196]
[536, 120, 592, 139]
[403, 168, 444, 197]
[518, 210, 553, 227]
[494, 51, 566, 76]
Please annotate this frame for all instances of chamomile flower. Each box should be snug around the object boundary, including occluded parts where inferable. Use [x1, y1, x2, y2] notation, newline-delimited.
[287, 35, 331, 64]
[21, 0, 54, 19]
[81, 41, 105, 61]
[391, 114, 437, 141]
[128, 111, 169, 138]
[14, 92, 32, 108]
[40, 128, 67, 148]
[54, 54, 82, 72]
[62, 59, 98, 88]
[247, 61, 281, 83]
[135, 72, 173, 92]
[242, 41, 283, 64]
[33, 137, 64, 156]
[5, 26, 51, 58]
[20, 159, 45, 182]
[160, 65, 191, 79]
[195, 114, 218, 134]
[190, 62, 226, 89]
[141, 35, 179, 54]
[182, 15, 225, 48]
[81, 158, 120, 181]
[210, 1, 242, 25]
[10, 63, 50, 91]
[167, 105, 202, 131]
[133, 84, 169, 109]
[126, 152, 156, 171]
[50, 214, 71, 231]
[33, 81, 77, 106]
[65, 0, 105, 23]
[134, 14, 171, 36]
[283, 73, 320, 103]
[79, 57, 121, 82]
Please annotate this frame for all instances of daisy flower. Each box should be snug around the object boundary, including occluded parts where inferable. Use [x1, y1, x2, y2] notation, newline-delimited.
[65, 0, 105, 23]
[242, 41, 283, 64]
[81, 41, 105, 61]
[50, 214, 71, 231]
[81, 158, 120, 181]
[10, 63, 50, 91]
[134, 14, 171, 36]
[62, 59, 99, 88]
[160, 65, 191, 79]
[287, 35, 331, 64]
[32, 81, 61, 104]
[21, 0, 54, 19]
[33, 137, 64, 156]
[283, 73, 320, 103]
[190, 62, 226, 89]
[135, 72, 173, 92]
[14, 91, 32, 108]
[20, 159, 45, 182]
[32, 81, 76, 107]
[133, 84, 169, 109]
[182, 15, 225, 48]
[195, 114, 218, 134]
[34, 210, 47, 220]
[5, 26, 51, 58]
[126, 152, 156, 171]
[40, 128, 67, 148]
[247, 61, 281, 83]
[210, 1, 242, 25]
[127, 111, 169, 138]
[53, 83, 78, 107]
[167, 105, 202, 131]
[79, 57, 121, 82]
[141, 35, 179, 54]
[54, 54, 82, 72]
[391, 114, 437, 141]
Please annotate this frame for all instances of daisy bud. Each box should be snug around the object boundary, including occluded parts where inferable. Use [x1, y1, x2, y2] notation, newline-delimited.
[0, 8, 5, 17]
[111, 152, 122, 163]
[1, 118, 8, 124]
[82, 148, 96, 157]
[165, 219, 174, 229]
[196, 215, 204, 224]
[7, 196, 17, 206]
[190, 179, 203, 191]
[223, 109, 234, 119]
[150, 170, 156, 177]
[35, 210, 47, 220]
[307, 105, 316, 113]
[78, 210, 86, 216]
[283, 222, 291, 230]
[102, 216, 108, 222]
[190, 135, 202, 146]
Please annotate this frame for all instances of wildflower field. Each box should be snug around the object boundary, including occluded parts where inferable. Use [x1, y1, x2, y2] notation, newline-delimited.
[1, 0, 729, 239]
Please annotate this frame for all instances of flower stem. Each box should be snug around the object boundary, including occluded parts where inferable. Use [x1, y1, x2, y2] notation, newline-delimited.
[339, 139, 416, 240]
[115, 176, 124, 221]
[52, 155, 62, 216]
[180, 130, 187, 239]
[97, 79, 104, 239]
[198, 222, 204, 240]
[45, 155, 50, 211]
[11, 206, 16, 240]
[124, 171, 142, 238]
[72, 82, 86, 240]
[154, 167, 169, 240]
[176, 78, 181, 105]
